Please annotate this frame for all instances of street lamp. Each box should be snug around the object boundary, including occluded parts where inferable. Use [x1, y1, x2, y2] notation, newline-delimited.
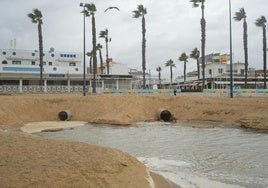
[80, 3, 86, 96]
[229, 0, 234, 98]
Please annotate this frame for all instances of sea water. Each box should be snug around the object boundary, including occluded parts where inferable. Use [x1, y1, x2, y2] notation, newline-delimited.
[35, 122, 268, 188]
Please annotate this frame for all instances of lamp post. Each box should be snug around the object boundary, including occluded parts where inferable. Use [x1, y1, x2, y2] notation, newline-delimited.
[80, 3, 86, 96]
[229, 0, 233, 98]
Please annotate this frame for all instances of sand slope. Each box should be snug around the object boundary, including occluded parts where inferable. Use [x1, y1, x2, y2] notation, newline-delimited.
[0, 130, 152, 188]
[0, 94, 267, 130]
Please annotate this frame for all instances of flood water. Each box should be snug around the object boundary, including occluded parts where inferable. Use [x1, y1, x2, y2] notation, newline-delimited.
[35, 122, 268, 188]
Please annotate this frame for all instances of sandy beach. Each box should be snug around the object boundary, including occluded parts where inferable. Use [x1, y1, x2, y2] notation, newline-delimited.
[0, 93, 267, 187]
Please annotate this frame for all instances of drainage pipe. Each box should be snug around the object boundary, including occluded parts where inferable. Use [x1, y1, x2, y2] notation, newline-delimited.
[58, 110, 72, 121]
[157, 109, 172, 122]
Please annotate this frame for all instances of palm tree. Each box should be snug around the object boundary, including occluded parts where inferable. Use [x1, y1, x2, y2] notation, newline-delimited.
[179, 53, 189, 82]
[190, 48, 200, 79]
[28, 9, 44, 87]
[255, 16, 267, 89]
[133, 5, 147, 89]
[234, 8, 249, 88]
[84, 3, 97, 93]
[96, 43, 104, 74]
[99, 29, 111, 74]
[156, 66, 162, 88]
[190, 0, 206, 90]
[86, 51, 93, 74]
[165, 59, 176, 85]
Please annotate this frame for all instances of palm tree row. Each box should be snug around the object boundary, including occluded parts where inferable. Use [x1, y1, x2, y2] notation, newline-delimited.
[234, 8, 267, 89]
[28, 2, 266, 91]
[157, 48, 199, 87]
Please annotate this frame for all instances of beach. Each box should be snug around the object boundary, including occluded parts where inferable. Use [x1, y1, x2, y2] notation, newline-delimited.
[0, 93, 267, 187]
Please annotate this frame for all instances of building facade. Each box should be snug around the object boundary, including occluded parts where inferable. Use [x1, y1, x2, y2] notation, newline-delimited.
[0, 49, 132, 93]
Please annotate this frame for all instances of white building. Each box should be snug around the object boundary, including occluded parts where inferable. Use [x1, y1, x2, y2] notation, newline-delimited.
[174, 62, 265, 89]
[0, 48, 133, 93]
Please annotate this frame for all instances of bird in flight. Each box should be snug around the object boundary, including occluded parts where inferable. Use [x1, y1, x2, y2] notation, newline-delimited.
[104, 6, 120, 12]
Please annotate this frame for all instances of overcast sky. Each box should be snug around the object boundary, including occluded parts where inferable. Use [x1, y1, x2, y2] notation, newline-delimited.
[0, 0, 267, 78]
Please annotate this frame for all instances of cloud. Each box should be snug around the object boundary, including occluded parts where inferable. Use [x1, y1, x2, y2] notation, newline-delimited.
[0, 0, 267, 79]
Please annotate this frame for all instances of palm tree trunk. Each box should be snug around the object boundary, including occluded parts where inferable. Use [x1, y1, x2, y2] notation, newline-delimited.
[263, 25, 267, 89]
[184, 62, 186, 82]
[243, 19, 248, 88]
[92, 15, 97, 93]
[158, 72, 161, 88]
[197, 59, 200, 80]
[89, 55, 92, 74]
[170, 66, 173, 85]
[201, 3, 206, 91]
[105, 40, 109, 74]
[99, 49, 104, 74]
[142, 15, 146, 89]
[38, 22, 43, 87]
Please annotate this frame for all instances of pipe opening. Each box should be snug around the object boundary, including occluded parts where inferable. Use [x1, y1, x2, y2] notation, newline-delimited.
[158, 109, 172, 122]
[58, 110, 72, 121]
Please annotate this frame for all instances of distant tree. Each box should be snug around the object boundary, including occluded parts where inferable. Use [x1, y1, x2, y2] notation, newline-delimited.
[96, 43, 104, 74]
[84, 3, 97, 93]
[190, 0, 206, 90]
[86, 51, 93, 74]
[99, 29, 111, 74]
[255, 16, 267, 89]
[234, 8, 249, 88]
[133, 5, 147, 89]
[28, 9, 44, 86]
[190, 48, 200, 79]
[179, 53, 189, 82]
[165, 59, 176, 85]
[156, 66, 162, 88]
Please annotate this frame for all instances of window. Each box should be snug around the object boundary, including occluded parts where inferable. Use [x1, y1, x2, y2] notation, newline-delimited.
[49, 62, 52, 66]
[218, 68, 223, 74]
[208, 69, 212, 75]
[12, 61, 21, 65]
[32, 53, 35, 56]
[2, 51, 6, 55]
[12, 52, 16, 56]
[2, 60, 7, 64]
[43, 62, 46, 66]
[69, 62, 76, 66]
[32, 61, 35, 65]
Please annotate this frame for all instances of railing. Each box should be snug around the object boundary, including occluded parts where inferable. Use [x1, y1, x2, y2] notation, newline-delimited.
[0, 85, 90, 93]
[0, 85, 267, 94]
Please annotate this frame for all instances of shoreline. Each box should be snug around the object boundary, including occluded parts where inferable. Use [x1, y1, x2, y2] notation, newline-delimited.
[19, 121, 182, 188]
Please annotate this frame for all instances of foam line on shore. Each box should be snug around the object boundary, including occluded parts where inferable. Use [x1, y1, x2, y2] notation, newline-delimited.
[20, 121, 87, 133]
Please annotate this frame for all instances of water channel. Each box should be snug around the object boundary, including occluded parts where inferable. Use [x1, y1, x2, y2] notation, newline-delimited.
[35, 122, 268, 188]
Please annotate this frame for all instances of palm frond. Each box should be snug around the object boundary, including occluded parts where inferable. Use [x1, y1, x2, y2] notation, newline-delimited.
[233, 8, 246, 21]
[132, 10, 141, 18]
[255, 16, 267, 27]
[190, 48, 200, 59]
[85, 3, 96, 14]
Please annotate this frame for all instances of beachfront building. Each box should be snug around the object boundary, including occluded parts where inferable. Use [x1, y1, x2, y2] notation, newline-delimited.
[0, 48, 133, 93]
[175, 61, 266, 89]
